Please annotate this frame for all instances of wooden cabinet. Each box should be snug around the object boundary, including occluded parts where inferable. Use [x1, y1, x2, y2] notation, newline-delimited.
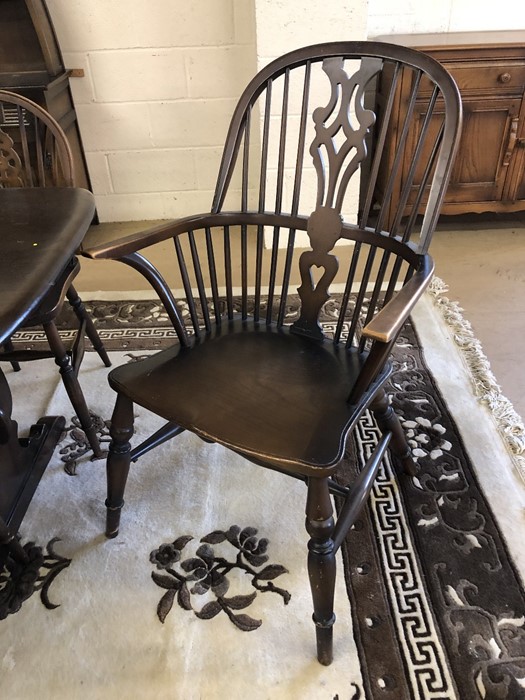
[0, 0, 92, 192]
[375, 31, 525, 218]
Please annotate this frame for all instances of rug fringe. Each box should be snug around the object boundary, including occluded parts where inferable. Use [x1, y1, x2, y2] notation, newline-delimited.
[427, 276, 525, 483]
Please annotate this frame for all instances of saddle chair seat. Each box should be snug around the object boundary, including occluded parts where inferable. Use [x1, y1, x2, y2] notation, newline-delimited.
[108, 321, 390, 475]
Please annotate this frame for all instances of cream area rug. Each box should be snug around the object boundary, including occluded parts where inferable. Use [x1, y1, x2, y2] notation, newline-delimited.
[1, 282, 525, 700]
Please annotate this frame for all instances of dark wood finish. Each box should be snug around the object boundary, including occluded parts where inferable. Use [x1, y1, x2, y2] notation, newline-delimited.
[0, 187, 95, 565]
[0, 0, 92, 192]
[82, 42, 462, 665]
[305, 476, 336, 666]
[0, 90, 110, 458]
[375, 31, 525, 219]
[106, 394, 135, 539]
[0, 88, 73, 187]
[0, 188, 94, 340]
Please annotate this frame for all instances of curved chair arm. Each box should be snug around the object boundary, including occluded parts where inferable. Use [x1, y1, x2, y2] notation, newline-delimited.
[347, 260, 434, 405]
[361, 260, 435, 344]
[80, 214, 216, 260]
[81, 211, 310, 261]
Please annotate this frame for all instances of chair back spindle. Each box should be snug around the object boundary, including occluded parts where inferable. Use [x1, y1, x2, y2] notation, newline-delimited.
[0, 89, 74, 188]
[134, 44, 461, 349]
[0, 89, 111, 461]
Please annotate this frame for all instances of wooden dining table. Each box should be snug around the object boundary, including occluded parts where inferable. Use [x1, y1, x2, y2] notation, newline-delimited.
[0, 187, 96, 563]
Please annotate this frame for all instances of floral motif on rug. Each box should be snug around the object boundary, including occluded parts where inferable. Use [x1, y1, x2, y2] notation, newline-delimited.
[149, 526, 290, 630]
[0, 538, 71, 619]
[8, 296, 525, 699]
[58, 413, 111, 475]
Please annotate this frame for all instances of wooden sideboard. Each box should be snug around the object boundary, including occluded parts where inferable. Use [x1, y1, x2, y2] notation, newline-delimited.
[375, 31, 525, 219]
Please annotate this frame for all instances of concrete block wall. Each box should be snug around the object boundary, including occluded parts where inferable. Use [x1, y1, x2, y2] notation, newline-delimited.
[254, 0, 368, 238]
[45, 0, 373, 225]
[367, 0, 525, 36]
[46, 0, 257, 222]
[46, 1, 524, 227]
[254, 0, 367, 66]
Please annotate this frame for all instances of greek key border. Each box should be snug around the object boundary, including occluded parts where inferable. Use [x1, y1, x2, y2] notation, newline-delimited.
[357, 412, 457, 699]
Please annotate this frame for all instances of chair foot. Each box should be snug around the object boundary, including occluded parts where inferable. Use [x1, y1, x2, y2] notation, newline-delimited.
[3, 339, 21, 372]
[393, 449, 419, 477]
[306, 477, 336, 665]
[105, 394, 134, 538]
[84, 422, 105, 460]
[314, 614, 336, 665]
[105, 501, 124, 538]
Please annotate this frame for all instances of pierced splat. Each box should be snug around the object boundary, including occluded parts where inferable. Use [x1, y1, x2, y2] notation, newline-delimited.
[0, 128, 23, 187]
[292, 206, 341, 340]
[292, 57, 382, 340]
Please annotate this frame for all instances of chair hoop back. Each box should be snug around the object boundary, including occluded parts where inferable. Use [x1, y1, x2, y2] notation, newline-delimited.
[0, 89, 75, 188]
[212, 41, 462, 254]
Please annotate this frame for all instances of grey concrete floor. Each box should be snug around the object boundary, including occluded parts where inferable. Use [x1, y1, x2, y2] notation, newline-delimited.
[431, 216, 525, 420]
[78, 215, 525, 420]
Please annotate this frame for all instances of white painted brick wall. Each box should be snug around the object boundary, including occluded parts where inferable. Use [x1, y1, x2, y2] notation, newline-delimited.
[254, 0, 368, 67]
[45, 0, 256, 221]
[46, 0, 237, 51]
[148, 99, 237, 148]
[46, 0, 523, 224]
[255, 0, 368, 244]
[367, 0, 525, 37]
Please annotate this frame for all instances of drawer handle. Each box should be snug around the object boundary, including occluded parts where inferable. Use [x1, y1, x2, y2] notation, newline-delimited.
[499, 72, 512, 83]
[503, 117, 519, 166]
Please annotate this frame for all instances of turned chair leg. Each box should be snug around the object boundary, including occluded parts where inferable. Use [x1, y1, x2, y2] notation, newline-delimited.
[106, 393, 134, 538]
[305, 476, 336, 665]
[66, 285, 111, 368]
[371, 388, 418, 476]
[44, 320, 104, 459]
[3, 338, 21, 372]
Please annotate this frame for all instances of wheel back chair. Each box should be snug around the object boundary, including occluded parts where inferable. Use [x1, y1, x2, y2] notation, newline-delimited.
[0, 90, 110, 458]
[82, 42, 462, 664]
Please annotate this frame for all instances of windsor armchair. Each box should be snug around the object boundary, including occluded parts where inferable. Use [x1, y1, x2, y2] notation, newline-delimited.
[0, 89, 110, 458]
[82, 42, 462, 664]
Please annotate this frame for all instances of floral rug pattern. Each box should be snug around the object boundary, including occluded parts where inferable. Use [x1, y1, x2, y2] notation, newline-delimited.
[4, 296, 525, 699]
[150, 526, 290, 630]
[0, 538, 71, 620]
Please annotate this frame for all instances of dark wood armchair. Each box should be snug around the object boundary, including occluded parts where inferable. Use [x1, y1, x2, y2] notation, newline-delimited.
[82, 42, 462, 664]
[0, 89, 110, 458]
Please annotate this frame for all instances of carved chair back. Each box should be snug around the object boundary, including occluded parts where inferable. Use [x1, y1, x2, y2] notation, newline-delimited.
[0, 89, 74, 188]
[123, 43, 460, 359]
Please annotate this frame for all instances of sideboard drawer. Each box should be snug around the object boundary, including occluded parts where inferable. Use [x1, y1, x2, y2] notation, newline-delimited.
[448, 62, 525, 92]
[419, 61, 525, 95]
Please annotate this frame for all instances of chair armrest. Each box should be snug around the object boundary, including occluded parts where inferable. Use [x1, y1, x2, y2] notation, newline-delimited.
[81, 211, 311, 260]
[346, 261, 433, 405]
[361, 263, 434, 344]
[80, 213, 217, 260]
